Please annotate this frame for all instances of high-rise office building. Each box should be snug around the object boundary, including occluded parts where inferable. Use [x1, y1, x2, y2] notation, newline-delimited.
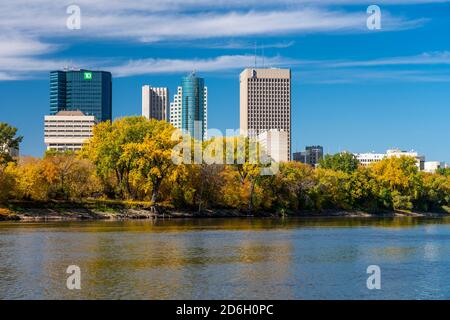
[240, 68, 291, 160]
[142, 86, 169, 121]
[44, 110, 96, 151]
[169, 72, 208, 140]
[293, 146, 323, 167]
[50, 69, 112, 122]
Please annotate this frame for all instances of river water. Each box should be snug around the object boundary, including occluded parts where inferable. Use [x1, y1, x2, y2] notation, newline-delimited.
[1, 217, 450, 299]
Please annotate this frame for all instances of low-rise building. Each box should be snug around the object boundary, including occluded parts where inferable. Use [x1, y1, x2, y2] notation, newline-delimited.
[355, 148, 425, 170]
[355, 152, 386, 167]
[386, 149, 425, 171]
[44, 110, 96, 151]
[293, 146, 324, 167]
[424, 161, 446, 173]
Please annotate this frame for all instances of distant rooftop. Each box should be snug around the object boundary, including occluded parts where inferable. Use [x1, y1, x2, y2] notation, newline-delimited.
[55, 110, 86, 116]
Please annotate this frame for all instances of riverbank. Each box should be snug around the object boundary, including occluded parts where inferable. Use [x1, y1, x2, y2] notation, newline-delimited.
[1, 200, 449, 221]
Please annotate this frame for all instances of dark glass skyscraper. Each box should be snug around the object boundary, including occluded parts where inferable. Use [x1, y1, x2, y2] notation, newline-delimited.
[50, 69, 112, 122]
[181, 72, 206, 140]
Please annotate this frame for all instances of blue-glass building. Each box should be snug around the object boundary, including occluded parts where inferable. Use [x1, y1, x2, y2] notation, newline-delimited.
[50, 69, 112, 122]
[181, 72, 206, 140]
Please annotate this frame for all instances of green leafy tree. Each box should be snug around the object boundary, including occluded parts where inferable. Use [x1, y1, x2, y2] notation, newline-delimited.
[319, 152, 359, 174]
[0, 122, 23, 165]
[436, 168, 450, 177]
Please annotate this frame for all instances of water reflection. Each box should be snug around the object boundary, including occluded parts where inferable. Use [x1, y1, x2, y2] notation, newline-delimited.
[1, 217, 450, 299]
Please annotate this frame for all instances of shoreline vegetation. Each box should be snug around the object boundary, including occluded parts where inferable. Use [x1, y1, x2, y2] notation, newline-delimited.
[1, 117, 450, 222]
[1, 200, 449, 222]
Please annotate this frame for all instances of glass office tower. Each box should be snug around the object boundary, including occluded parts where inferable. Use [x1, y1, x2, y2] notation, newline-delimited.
[181, 72, 206, 140]
[50, 69, 112, 122]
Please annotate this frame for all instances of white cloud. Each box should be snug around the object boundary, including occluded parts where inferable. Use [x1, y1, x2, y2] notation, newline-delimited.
[330, 52, 450, 67]
[110, 55, 294, 77]
[0, 36, 57, 58]
[0, 1, 446, 81]
[298, 68, 450, 84]
[0, 2, 428, 43]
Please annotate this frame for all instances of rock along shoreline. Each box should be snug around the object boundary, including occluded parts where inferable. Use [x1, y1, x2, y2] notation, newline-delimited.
[1, 202, 448, 222]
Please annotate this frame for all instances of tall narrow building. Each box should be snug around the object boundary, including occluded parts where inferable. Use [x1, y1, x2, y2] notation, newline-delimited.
[169, 72, 208, 140]
[240, 68, 291, 160]
[142, 86, 169, 121]
[50, 69, 112, 122]
[169, 87, 183, 129]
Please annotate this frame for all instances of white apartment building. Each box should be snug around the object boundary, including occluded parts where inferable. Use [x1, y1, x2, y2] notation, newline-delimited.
[240, 68, 291, 161]
[356, 152, 386, 166]
[258, 129, 288, 163]
[355, 148, 425, 170]
[142, 86, 169, 121]
[169, 86, 208, 139]
[386, 149, 425, 171]
[424, 161, 446, 173]
[44, 110, 96, 151]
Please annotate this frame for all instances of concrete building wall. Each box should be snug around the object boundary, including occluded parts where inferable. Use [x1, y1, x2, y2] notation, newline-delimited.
[424, 161, 444, 173]
[44, 110, 95, 151]
[258, 129, 288, 163]
[142, 86, 168, 121]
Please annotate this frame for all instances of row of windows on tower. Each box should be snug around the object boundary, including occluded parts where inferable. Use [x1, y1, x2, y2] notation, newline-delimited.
[248, 91, 289, 96]
[248, 119, 289, 128]
[249, 78, 289, 83]
[249, 88, 289, 92]
[248, 101, 290, 105]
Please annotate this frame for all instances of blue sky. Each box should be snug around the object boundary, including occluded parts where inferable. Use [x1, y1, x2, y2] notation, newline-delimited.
[0, 0, 450, 162]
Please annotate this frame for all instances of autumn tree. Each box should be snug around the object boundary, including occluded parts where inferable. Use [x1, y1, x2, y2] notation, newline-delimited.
[269, 162, 316, 213]
[10, 157, 58, 201]
[82, 116, 157, 199]
[370, 156, 422, 211]
[0, 163, 16, 204]
[44, 150, 101, 200]
[120, 120, 179, 203]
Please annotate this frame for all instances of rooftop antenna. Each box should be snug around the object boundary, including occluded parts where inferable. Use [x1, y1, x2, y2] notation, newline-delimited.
[262, 43, 265, 68]
[254, 41, 257, 68]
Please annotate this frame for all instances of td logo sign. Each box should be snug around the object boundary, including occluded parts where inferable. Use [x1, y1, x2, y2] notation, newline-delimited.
[84, 72, 92, 80]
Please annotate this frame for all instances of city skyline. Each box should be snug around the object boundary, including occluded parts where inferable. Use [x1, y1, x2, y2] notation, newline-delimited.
[1, 1, 450, 162]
